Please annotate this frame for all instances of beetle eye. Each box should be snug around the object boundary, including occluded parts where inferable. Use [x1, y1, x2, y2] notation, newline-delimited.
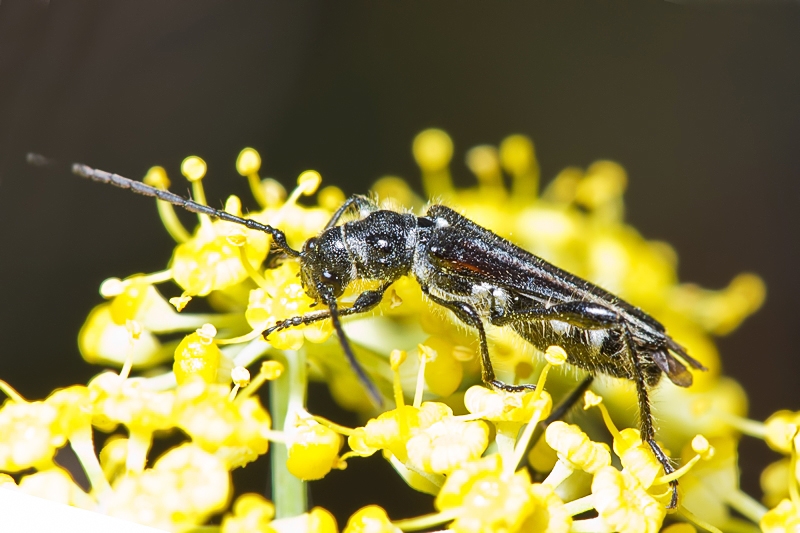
[417, 216, 434, 228]
[303, 237, 318, 253]
[320, 269, 343, 294]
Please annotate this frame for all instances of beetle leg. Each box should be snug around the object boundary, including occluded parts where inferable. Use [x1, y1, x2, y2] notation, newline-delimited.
[323, 195, 380, 230]
[542, 375, 595, 427]
[620, 324, 678, 509]
[421, 287, 536, 393]
[494, 302, 680, 507]
[262, 282, 392, 337]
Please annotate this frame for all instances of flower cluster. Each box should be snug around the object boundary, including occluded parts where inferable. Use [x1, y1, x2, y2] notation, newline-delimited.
[0, 129, 788, 532]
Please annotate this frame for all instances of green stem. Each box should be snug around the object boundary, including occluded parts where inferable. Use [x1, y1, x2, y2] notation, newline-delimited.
[714, 411, 768, 439]
[563, 494, 595, 517]
[69, 425, 112, 496]
[725, 488, 768, 524]
[270, 349, 308, 519]
[125, 428, 152, 473]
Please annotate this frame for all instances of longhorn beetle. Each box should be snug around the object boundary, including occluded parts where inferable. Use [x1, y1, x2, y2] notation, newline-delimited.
[29, 153, 706, 508]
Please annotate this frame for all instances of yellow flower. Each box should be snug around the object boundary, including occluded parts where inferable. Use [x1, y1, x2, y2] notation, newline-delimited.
[762, 458, 792, 508]
[232, 503, 339, 533]
[245, 262, 332, 350]
[0, 390, 65, 471]
[87, 371, 175, 434]
[406, 417, 489, 475]
[350, 402, 451, 462]
[436, 455, 538, 533]
[174, 379, 271, 468]
[545, 421, 611, 475]
[764, 410, 800, 454]
[45, 385, 92, 438]
[464, 385, 551, 424]
[522, 483, 572, 533]
[613, 428, 664, 489]
[286, 422, 343, 480]
[222, 493, 277, 533]
[79, 302, 164, 368]
[343, 505, 399, 533]
[173, 325, 229, 384]
[762, 499, 800, 533]
[171, 212, 269, 298]
[305, 507, 339, 533]
[591, 466, 666, 533]
[17, 469, 91, 508]
[678, 436, 741, 527]
[105, 443, 231, 531]
[5, 132, 773, 532]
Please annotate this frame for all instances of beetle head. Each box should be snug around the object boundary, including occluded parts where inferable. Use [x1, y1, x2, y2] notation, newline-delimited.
[299, 228, 354, 303]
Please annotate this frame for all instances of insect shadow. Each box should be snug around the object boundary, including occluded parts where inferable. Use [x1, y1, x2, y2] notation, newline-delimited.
[28, 153, 706, 508]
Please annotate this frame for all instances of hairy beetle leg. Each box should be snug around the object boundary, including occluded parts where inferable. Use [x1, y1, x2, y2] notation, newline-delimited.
[261, 284, 391, 339]
[489, 380, 537, 392]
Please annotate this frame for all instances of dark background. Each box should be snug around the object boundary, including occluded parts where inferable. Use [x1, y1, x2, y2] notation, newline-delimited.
[1, 0, 798, 522]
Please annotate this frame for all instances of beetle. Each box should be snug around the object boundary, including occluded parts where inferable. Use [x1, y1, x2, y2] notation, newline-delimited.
[31, 154, 705, 507]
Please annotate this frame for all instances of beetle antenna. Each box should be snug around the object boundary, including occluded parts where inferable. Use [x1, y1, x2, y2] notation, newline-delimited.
[319, 284, 383, 408]
[26, 153, 301, 258]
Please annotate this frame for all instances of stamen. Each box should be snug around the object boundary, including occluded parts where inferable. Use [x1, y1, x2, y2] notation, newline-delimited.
[236, 360, 284, 402]
[181, 156, 213, 231]
[656, 436, 714, 484]
[0, 380, 26, 403]
[297, 170, 322, 196]
[120, 319, 142, 380]
[215, 328, 264, 346]
[543, 459, 576, 489]
[236, 148, 269, 209]
[414, 345, 431, 408]
[390, 349, 407, 409]
[584, 390, 622, 441]
[563, 494, 596, 517]
[711, 410, 768, 439]
[197, 323, 217, 340]
[99, 277, 125, 298]
[678, 507, 724, 533]
[466, 145, 505, 197]
[499, 134, 539, 200]
[99, 270, 173, 299]
[318, 185, 346, 212]
[139, 270, 174, 285]
[143, 166, 191, 243]
[310, 415, 357, 437]
[259, 169, 324, 250]
[228, 366, 251, 400]
[509, 351, 561, 473]
[413, 128, 454, 198]
[237, 243, 269, 290]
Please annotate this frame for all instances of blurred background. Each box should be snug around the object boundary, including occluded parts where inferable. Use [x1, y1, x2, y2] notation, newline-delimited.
[1, 0, 799, 522]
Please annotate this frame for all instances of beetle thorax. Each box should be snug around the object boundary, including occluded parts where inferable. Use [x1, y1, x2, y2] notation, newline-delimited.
[300, 210, 418, 301]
